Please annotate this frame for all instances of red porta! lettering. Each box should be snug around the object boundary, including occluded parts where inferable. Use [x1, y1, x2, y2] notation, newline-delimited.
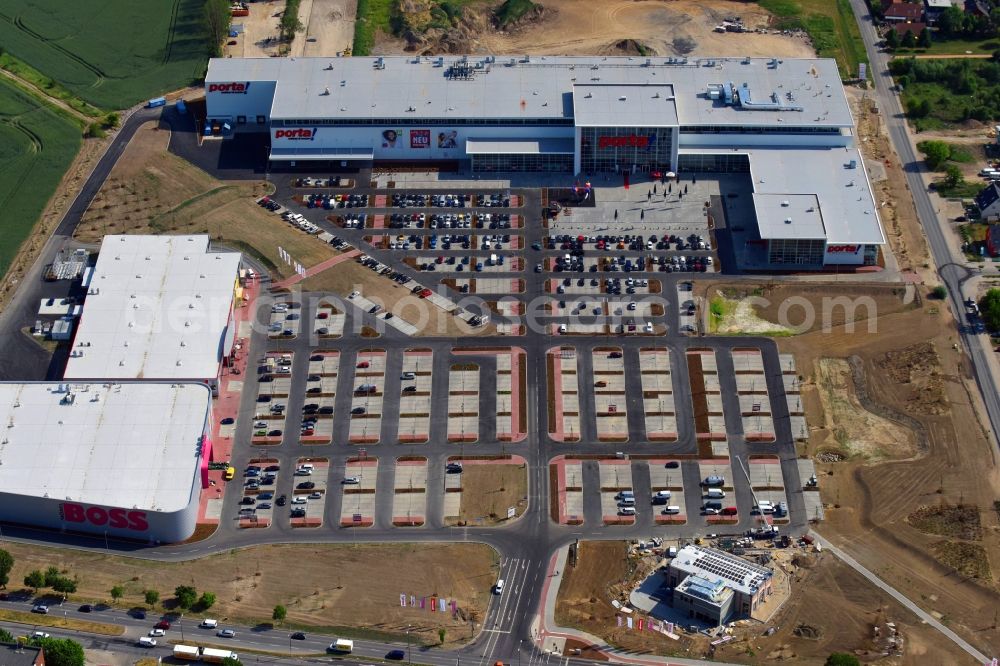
[826, 244, 861, 253]
[274, 128, 316, 140]
[598, 135, 650, 149]
[61, 502, 149, 531]
[208, 82, 248, 94]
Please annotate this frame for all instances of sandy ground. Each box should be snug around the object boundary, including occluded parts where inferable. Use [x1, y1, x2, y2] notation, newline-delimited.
[302, 0, 357, 56]
[776, 299, 1000, 658]
[74, 122, 336, 280]
[1, 541, 497, 646]
[231, 0, 286, 57]
[453, 463, 528, 525]
[378, 0, 817, 58]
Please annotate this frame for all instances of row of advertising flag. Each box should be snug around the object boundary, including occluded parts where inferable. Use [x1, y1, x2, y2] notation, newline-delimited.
[400, 594, 460, 617]
[616, 616, 677, 637]
[277, 246, 306, 276]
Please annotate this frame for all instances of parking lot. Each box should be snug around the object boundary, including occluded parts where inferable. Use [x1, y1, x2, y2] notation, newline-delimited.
[340, 456, 378, 527]
[591, 348, 627, 441]
[349, 349, 386, 444]
[291, 458, 328, 527]
[392, 457, 427, 526]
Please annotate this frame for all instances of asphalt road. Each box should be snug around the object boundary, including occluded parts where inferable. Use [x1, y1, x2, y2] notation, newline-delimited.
[0, 110, 810, 666]
[847, 0, 1000, 451]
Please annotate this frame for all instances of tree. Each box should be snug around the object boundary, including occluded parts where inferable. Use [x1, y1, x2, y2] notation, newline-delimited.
[825, 654, 861, 666]
[918, 27, 932, 48]
[272, 604, 287, 623]
[51, 577, 77, 594]
[938, 5, 965, 37]
[0, 549, 13, 588]
[144, 589, 160, 606]
[174, 585, 198, 609]
[901, 29, 917, 49]
[44, 566, 61, 587]
[24, 570, 45, 592]
[885, 27, 899, 50]
[906, 97, 931, 118]
[197, 592, 216, 611]
[917, 140, 952, 169]
[979, 288, 1000, 330]
[37, 638, 85, 666]
[932, 285, 948, 299]
[943, 164, 964, 188]
[110, 585, 124, 601]
[204, 0, 231, 58]
[221, 658, 244, 666]
[438, 628, 446, 644]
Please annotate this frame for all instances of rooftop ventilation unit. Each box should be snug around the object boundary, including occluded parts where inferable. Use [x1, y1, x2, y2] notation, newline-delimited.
[374, 57, 385, 70]
[784, 217, 793, 224]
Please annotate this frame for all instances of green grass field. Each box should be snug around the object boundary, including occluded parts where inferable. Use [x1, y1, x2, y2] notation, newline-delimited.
[0, 0, 211, 109]
[759, 0, 868, 78]
[0, 75, 81, 274]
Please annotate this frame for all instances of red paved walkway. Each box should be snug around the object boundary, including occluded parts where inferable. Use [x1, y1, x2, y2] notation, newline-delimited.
[271, 249, 361, 290]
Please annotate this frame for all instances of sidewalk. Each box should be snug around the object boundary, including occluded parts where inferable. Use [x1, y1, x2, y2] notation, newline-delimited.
[271, 249, 361, 289]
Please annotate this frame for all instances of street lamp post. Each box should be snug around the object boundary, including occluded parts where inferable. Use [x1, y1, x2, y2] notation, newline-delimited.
[406, 625, 412, 664]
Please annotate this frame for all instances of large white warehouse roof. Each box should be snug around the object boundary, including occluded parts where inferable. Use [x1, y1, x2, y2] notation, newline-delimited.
[206, 55, 855, 128]
[0, 382, 210, 512]
[63, 235, 241, 381]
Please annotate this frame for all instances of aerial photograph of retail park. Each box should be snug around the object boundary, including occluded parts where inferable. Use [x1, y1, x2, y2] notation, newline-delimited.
[1, 0, 1000, 665]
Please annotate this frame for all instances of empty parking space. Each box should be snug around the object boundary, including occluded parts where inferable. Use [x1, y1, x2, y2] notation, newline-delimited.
[592, 348, 627, 442]
[599, 460, 634, 525]
[340, 456, 377, 527]
[547, 347, 581, 442]
[448, 363, 479, 443]
[349, 349, 385, 444]
[446, 277, 524, 295]
[551, 457, 584, 525]
[639, 348, 677, 442]
[398, 349, 433, 443]
[732, 348, 775, 442]
[782, 353, 808, 442]
[687, 349, 727, 457]
[495, 349, 526, 442]
[290, 458, 327, 527]
[647, 459, 687, 524]
[392, 457, 427, 527]
[749, 456, 788, 523]
[313, 300, 346, 338]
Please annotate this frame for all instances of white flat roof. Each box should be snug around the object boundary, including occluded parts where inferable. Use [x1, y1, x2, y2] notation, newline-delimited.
[465, 138, 576, 155]
[672, 545, 772, 596]
[64, 235, 241, 380]
[207, 56, 854, 128]
[572, 84, 678, 127]
[753, 194, 827, 240]
[0, 382, 209, 512]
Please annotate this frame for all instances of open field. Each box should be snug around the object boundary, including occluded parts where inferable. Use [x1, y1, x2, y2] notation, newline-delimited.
[0, 542, 497, 646]
[774, 288, 1000, 657]
[74, 122, 336, 281]
[371, 0, 816, 60]
[759, 0, 867, 77]
[454, 463, 528, 525]
[0, 75, 81, 276]
[0, 0, 211, 109]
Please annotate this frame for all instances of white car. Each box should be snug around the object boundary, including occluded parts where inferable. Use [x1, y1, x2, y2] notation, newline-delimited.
[342, 476, 360, 485]
[149, 628, 166, 637]
[31, 631, 50, 640]
[294, 468, 313, 476]
[291, 497, 308, 504]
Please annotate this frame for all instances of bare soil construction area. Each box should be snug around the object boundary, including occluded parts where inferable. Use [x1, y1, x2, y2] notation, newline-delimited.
[555, 542, 972, 664]
[376, 0, 816, 58]
[776, 289, 1000, 657]
[1, 542, 497, 646]
[75, 122, 336, 281]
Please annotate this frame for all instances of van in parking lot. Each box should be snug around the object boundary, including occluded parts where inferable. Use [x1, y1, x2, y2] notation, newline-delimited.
[705, 488, 726, 499]
[618, 506, 636, 516]
[138, 637, 157, 647]
[702, 475, 725, 487]
[663, 505, 681, 514]
[618, 497, 636, 507]
[616, 490, 634, 501]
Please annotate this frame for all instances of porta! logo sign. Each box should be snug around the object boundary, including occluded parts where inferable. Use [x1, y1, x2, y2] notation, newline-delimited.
[208, 82, 250, 94]
[826, 244, 861, 254]
[274, 128, 317, 141]
[598, 134, 657, 150]
[61, 502, 149, 531]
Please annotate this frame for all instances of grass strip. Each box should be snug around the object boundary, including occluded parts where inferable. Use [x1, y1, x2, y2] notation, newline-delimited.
[0, 608, 123, 636]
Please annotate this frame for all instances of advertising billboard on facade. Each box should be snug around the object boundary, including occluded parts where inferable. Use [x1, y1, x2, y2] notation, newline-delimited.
[410, 129, 430, 149]
[381, 129, 402, 149]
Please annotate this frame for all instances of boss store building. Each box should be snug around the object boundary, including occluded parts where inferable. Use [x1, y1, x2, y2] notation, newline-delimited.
[206, 55, 884, 268]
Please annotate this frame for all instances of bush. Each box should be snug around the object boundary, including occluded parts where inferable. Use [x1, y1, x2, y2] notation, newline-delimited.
[825, 654, 861, 666]
[932, 285, 948, 299]
[174, 585, 197, 609]
[272, 604, 287, 622]
[979, 288, 1000, 330]
[196, 592, 216, 611]
[917, 140, 951, 169]
[144, 589, 160, 606]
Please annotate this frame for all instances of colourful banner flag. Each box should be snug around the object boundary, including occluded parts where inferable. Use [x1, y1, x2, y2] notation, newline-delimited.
[616, 615, 623, 627]
[410, 595, 416, 607]
[400, 594, 407, 607]
[626, 617, 633, 630]
[451, 600, 457, 616]
[637, 619, 644, 631]
[420, 597, 425, 609]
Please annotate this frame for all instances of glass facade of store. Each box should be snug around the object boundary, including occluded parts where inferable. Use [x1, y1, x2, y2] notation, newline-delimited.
[677, 153, 751, 173]
[471, 152, 574, 173]
[767, 239, 825, 266]
[579, 127, 675, 173]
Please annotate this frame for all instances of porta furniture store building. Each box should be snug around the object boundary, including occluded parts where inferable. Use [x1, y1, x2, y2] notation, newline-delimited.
[206, 55, 884, 268]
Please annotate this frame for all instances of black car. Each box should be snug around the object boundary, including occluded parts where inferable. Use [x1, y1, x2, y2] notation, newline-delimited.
[131, 609, 147, 620]
[78, 604, 93, 613]
[297, 481, 316, 490]
[220, 417, 235, 425]
[665, 461, 680, 469]
[386, 650, 406, 661]
[240, 497, 256, 505]
[306, 387, 322, 394]
[290, 632, 307, 640]
[290, 508, 306, 518]
[276, 494, 287, 506]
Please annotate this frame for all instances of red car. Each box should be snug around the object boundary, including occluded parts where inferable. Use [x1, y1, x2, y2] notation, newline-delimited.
[357, 361, 370, 368]
[721, 507, 738, 516]
[419, 288, 432, 298]
[155, 620, 171, 630]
